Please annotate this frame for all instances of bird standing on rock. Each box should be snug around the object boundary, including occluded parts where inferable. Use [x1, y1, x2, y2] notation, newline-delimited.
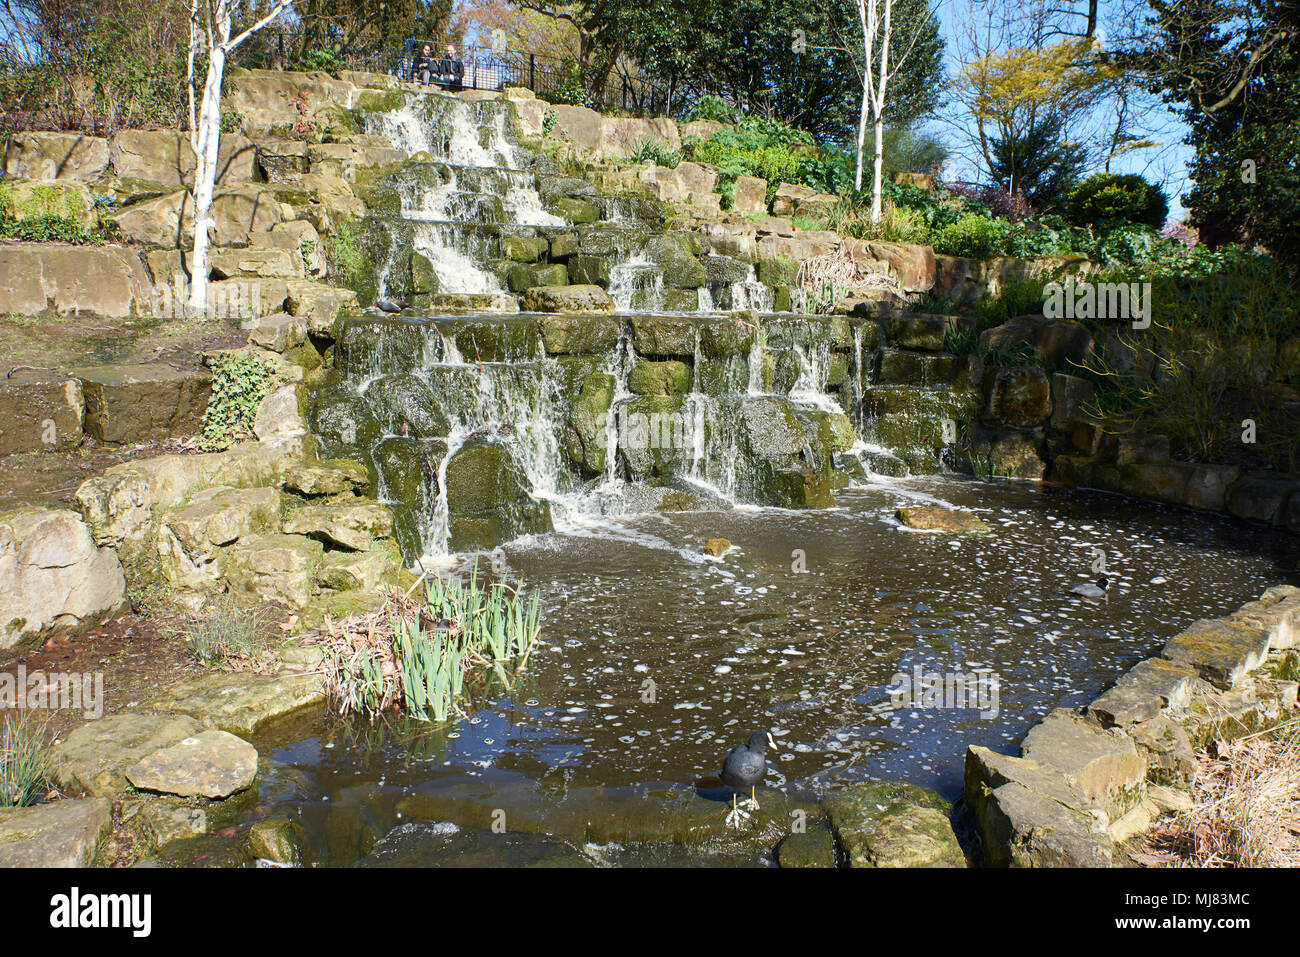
[721, 730, 776, 828]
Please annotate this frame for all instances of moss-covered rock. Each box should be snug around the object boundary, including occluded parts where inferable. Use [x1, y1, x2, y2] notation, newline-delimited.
[536, 313, 622, 354]
[507, 262, 568, 292]
[628, 360, 691, 396]
[444, 439, 553, 550]
[566, 253, 610, 287]
[645, 233, 706, 288]
[364, 373, 451, 438]
[564, 374, 614, 475]
[824, 781, 964, 868]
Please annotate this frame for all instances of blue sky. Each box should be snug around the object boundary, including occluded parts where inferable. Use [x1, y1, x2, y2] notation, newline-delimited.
[926, 0, 1192, 218]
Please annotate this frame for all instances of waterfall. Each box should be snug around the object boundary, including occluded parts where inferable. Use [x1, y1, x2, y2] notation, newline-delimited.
[309, 87, 974, 564]
[609, 259, 664, 313]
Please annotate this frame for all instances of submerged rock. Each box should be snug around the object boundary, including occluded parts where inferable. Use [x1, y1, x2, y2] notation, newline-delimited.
[775, 823, 839, 868]
[249, 816, 303, 865]
[895, 506, 989, 533]
[360, 822, 591, 868]
[824, 780, 965, 868]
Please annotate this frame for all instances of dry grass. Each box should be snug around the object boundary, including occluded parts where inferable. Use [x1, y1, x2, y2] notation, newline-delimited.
[1140, 725, 1300, 867]
[793, 244, 904, 314]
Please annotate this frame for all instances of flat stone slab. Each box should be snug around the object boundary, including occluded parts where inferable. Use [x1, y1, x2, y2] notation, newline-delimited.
[895, 506, 989, 533]
[126, 729, 257, 799]
[1229, 585, 1300, 650]
[283, 459, 369, 497]
[1161, 617, 1272, 689]
[50, 713, 205, 795]
[1086, 657, 1197, 727]
[824, 781, 965, 868]
[1020, 708, 1146, 821]
[147, 671, 324, 737]
[72, 363, 211, 444]
[281, 501, 393, 551]
[0, 797, 111, 867]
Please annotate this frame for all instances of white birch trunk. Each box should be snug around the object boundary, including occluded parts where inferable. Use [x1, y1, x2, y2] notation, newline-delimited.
[187, 0, 294, 313]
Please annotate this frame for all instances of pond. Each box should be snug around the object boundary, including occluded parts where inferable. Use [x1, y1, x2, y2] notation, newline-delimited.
[165, 474, 1298, 867]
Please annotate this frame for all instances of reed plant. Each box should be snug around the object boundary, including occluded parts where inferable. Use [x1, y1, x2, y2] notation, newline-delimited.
[319, 562, 542, 724]
[1, 714, 49, 808]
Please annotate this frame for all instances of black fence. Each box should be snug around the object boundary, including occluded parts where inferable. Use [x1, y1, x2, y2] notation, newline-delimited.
[240, 33, 681, 117]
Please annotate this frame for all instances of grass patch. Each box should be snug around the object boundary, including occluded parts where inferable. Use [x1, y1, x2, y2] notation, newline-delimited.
[1, 714, 50, 808]
[181, 601, 269, 668]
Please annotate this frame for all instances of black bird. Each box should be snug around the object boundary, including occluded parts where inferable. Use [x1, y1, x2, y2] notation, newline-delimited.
[720, 730, 776, 826]
[1068, 575, 1110, 602]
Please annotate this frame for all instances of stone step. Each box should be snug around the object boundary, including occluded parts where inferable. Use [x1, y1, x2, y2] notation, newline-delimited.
[72, 363, 211, 444]
[0, 370, 84, 453]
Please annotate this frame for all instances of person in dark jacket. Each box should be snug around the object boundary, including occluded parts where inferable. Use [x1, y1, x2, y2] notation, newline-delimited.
[434, 44, 464, 88]
[411, 42, 435, 85]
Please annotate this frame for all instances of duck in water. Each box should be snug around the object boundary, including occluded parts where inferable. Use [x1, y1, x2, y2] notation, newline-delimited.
[1068, 575, 1110, 603]
[720, 730, 776, 828]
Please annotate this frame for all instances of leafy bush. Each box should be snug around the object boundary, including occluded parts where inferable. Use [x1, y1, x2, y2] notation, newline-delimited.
[692, 116, 822, 203]
[684, 94, 734, 123]
[201, 351, 278, 450]
[1066, 173, 1169, 228]
[543, 59, 595, 109]
[930, 213, 1012, 259]
[299, 48, 345, 71]
[629, 140, 681, 168]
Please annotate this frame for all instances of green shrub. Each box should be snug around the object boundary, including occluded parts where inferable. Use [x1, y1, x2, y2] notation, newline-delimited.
[1066, 173, 1169, 228]
[684, 94, 734, 123]
[201, 351, 278, 450]
[930, 213, 1011, 259]
[300, 48, 345, 71]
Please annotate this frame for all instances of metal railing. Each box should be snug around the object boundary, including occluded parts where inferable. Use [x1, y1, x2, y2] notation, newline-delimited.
[237, 33, 681, 117]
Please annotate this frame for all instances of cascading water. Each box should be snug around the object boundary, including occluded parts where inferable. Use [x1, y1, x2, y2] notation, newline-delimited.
[311, 90, 973, 565]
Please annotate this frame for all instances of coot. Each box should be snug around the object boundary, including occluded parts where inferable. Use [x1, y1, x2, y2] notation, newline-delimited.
[720, 730, 776, 827]
[1068, 576, 1110, 602]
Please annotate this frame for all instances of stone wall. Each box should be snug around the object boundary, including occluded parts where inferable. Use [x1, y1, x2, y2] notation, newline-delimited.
[966, 585, 1300, 866]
